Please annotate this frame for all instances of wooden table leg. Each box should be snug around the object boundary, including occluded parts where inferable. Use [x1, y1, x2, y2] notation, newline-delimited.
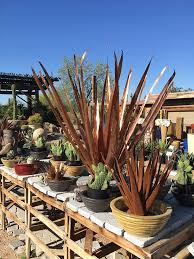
[26, 189, 32, 259]
[64, 213, 69, 259]
[1, 175, 6, 230]
[84, 229, 94, 255]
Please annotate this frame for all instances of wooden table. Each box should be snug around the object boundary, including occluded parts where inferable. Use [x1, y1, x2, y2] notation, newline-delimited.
[1, 168, 194, 259]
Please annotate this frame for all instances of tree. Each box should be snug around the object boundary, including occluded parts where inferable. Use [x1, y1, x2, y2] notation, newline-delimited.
[58, 56, 111, 109]
[170, 82, 193, 92]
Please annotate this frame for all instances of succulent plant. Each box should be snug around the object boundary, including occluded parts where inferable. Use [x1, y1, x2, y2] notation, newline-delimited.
[6, 149, 16, 160]
[157, 140, 168, 154]
[65, 142, 81, 162]
[47, 163, 66, 181]
[50, 140, 65, 157]
[28, 113, 42, 124]
[27, 156, 35, 164]
[88, 162, 112, 190]
[35, 136, 45, 149]
[177, 154, 193, 185]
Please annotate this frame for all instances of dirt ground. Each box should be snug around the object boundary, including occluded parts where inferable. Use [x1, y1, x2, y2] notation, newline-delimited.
[0, 230, 17, 259]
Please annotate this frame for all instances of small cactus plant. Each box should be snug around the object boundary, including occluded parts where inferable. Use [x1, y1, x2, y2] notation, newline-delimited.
[27, 156, 35, 164]
[28, 113, 42, 124]
[88, 162, 112, 190]
[65, 142, 81, 164]
[50, 140, 66, 158]
[35, 136, 45, 149]
[177, 154, 193, 185]
[6, 149, 16, 160]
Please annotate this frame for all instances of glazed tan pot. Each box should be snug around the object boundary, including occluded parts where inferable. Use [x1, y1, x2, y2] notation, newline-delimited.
[160, 125, 167, 143]
[110, 197, 172, 237]
[1, 158, 19, 168]
[64, 165, 85, 177]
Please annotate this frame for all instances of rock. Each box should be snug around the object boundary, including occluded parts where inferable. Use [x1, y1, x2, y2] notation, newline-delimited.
[13, 229, 25, 237]
[9, 240, 24, 250]
[16, 245, 25, 254]
[19, 233, 26, 241]
[33, 128, 46, 140]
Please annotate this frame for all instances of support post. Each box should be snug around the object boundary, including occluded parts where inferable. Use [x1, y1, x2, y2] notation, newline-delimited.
[11, 84, 17, 120]
[27, 90, 32, 115]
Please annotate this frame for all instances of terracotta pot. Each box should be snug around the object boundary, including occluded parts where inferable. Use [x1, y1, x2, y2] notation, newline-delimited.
[1, 158, 19, 168]
[64, 164, 85, 177]
[110, 197, 172, 237]
[80, 190, 113, 212]
[15, 163, 38, 176]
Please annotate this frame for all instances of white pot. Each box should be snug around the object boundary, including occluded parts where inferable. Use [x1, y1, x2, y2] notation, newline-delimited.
[188, 133, 194, 154]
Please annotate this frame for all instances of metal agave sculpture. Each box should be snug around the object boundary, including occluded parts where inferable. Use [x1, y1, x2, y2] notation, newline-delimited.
[114, 147, 174, 216]
[32, 52, 175, 174]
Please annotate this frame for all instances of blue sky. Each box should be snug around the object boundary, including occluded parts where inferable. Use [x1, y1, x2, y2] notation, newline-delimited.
[0, 0, 194, 103]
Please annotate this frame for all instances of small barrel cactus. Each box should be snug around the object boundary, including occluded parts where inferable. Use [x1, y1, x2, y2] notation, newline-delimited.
[50, 140, 65, 157]
[65, 142, 80, 162]
[35, 136, 45, 149]
[88, 162, 112, 190]
[177, 154, 193, 185]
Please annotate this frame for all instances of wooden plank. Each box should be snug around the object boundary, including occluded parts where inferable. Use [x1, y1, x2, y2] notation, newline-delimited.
[27, 184, 65, 211]
[144, 220, 194, 259]
[66, 208, 150, 259]
[84, 229, 94, 255]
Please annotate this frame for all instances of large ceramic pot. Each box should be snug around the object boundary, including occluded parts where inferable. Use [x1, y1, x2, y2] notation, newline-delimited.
[110, 197, 172, 237]
[87, 186, 109, 199]
[1, 158, 19, 168]
[47, 177, 76, 192]
[15, 163, 38, 176]
[171, 183, 194, 207]
[80, 190, 114, 212]
[64, 164, 85, 177]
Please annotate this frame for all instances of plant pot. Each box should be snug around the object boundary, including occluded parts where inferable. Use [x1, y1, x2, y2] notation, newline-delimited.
[50, 159, 66, 168]
[110, 197, 172, 237]
[158, 181, 172, 200]
[30, 150, 49, 160]
[80, 190, 113, 212]
[87, 186, 109, 199]
[1, 158, 19, 168]
[47, 177, 76, 192]
[15, 163, 38, 176]
[171, 183, 194, 206]
[64, 164, 85, 177]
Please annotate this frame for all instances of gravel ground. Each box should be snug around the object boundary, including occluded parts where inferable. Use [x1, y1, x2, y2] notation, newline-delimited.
[0, 230, 17, 259]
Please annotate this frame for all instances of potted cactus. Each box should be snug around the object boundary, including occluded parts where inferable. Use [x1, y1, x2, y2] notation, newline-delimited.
[50, 140, 66, 167]
[15, 156, 39, 176]
[64, 142, 85, 176]
[80, 162, 114, 212]
[30, 136, 48, 160]
[46, 163, 76, 192]
[172, 153, 194, 206]
[1, 150, 19, 168]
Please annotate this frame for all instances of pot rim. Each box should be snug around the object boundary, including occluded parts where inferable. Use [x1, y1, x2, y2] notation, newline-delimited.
[80, 190, 112, 201]
[110, 196, 172, 219]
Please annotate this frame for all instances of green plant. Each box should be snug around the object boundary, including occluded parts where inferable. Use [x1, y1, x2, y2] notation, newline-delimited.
[47, 163, 65, 181]
[35, 136, 45, 149]
[88, 162, 112, 190]
[28, 113, 42, 124]
[157, 140, 168, 154]
[65, 142, 80, 162]
[177, 154, 193, 185]
[114, 146, 174, 216]
[32, 53, 175, 175]
[6, 149, 16, 160]
[50, 140, 65, 157]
